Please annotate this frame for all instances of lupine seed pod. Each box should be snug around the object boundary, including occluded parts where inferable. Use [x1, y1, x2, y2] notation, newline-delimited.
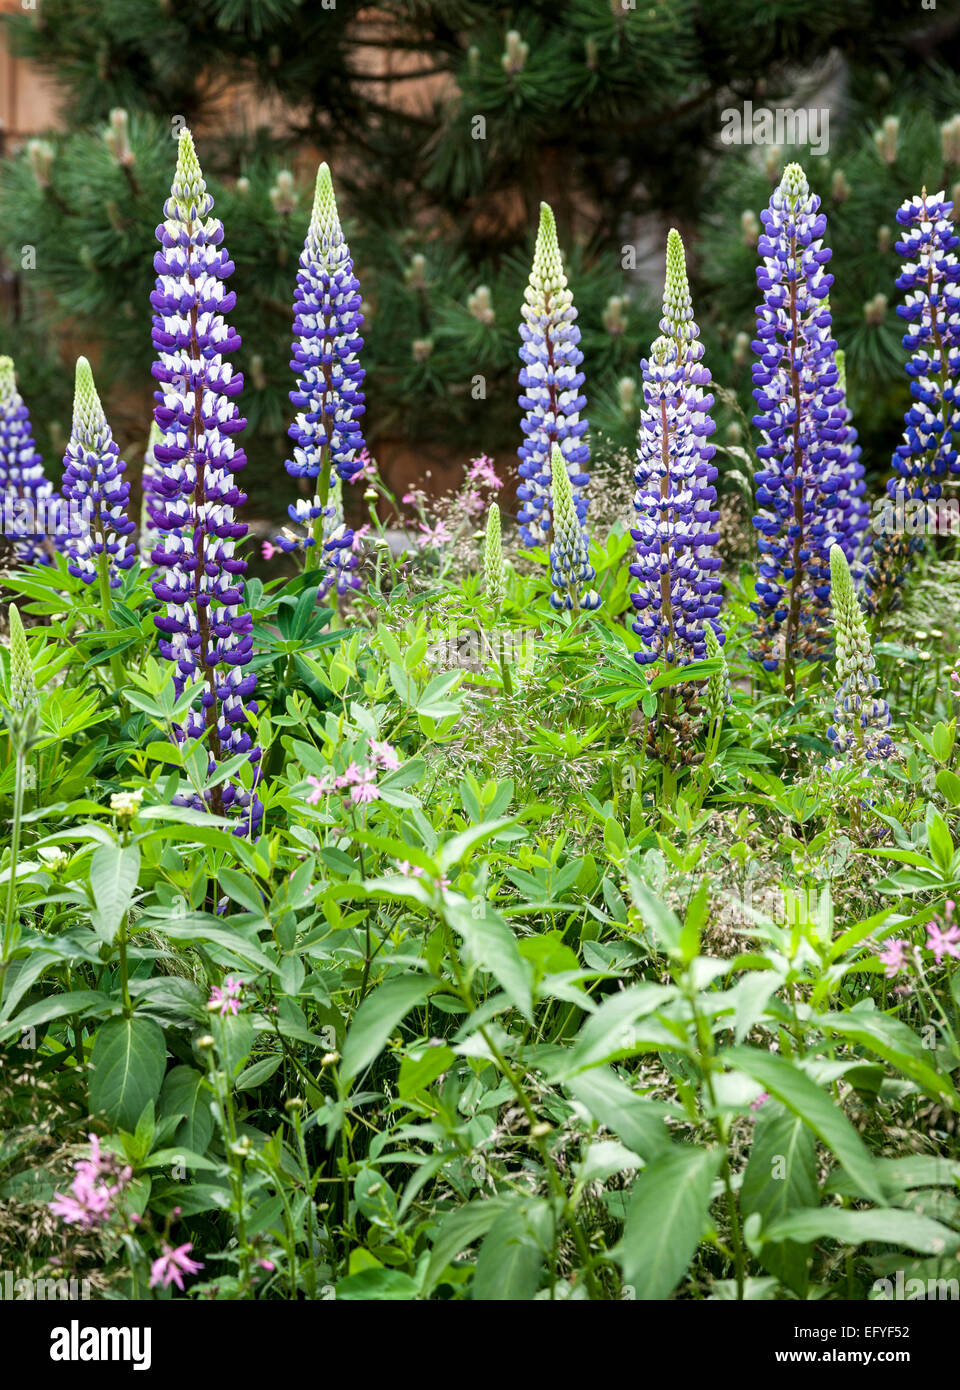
[276, 162, 366, 561]
[517, 202, 589, 548]
[864, 189, 960, 614]
[149, 128, 262, 836]
[828, 544, 892, 760]
[548, 444, 599, 613]
[484, 501, 505, 608]
[0, 355, 59, 566]
[630, 230, 722, 667]
[61, 356, 136, 588]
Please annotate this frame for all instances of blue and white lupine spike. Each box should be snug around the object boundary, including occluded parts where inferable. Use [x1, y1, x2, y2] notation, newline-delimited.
[279, 474, 361, 598]
[630, 231, 722, 667]
[548, 445, 599, 612]
[138, 420, 165, 560]
[281, 162, 366, 522]
[517, 202, 590, 548]
[0, 355, 59, 566]
[149, 128, 262, 836]
[61, 356, 136, 588]
[828, 543, 892, 759]
[751, 162, 851, 674]
[865, 188, 960, 610]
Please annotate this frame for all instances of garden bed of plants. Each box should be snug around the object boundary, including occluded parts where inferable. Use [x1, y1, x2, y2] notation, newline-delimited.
[1, 127, 959, 1305]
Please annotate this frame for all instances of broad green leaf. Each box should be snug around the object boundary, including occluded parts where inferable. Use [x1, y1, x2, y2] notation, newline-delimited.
[741, 1107, 818, 1296]
[89, 842, 140, 945]
[341, 976, 432, 1082]
[617, 1145, 722, 1299]
[424, 1197, 512, 1292]
[565, 1067, 673, 1161]
[762, 1207, 960, 1257]
[159, 1065, 213, 1154]
[472, 1197, 551, 1301]
[726, 1048, 886, 1205]
[819, 1003, 957, 1104]
[88, 1016, 166, 1129]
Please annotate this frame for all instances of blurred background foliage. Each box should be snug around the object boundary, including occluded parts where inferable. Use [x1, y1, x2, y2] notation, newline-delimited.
[1, 0, 959, 519]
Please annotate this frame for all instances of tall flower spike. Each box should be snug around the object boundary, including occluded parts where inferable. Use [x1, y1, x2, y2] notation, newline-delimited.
[61, 356, 136, 588]
[277, 161, 366, 558]
[149, 128, 262, 836]
[0, 355, 59, 566]
[630, 230, 722, 667]
[484, 501, 505, 608]
[828, 544, 892, 759]
[865, 189, 960, 614]
[548, 445, 599, 612]
[7, 604, 37, 715]
[831, 349, 870, 585]
[703, 623, 730, 736]
[751, 163, 854, 688]
[517, 202, 590, 547]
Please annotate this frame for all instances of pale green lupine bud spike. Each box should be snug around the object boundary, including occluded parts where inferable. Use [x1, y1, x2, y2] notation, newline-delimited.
[72, 356, 109, 445]
[311, 162, 341, 242]
[548, 444, 600, 613]
[7, 604, 37, 715]
[170, 128, 208, 219]
[0, 355, 16, 407]
[703, 624, 730, 734]
[828, 543, 892, 759]
[661, 228, 694, 340]
[484, 502, 505, 607]
[781, 161, 809, 209]
[528, 202, 568, 301]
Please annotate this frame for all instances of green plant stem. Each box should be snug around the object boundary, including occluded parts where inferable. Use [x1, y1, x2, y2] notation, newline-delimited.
[1, 747, 26, 968]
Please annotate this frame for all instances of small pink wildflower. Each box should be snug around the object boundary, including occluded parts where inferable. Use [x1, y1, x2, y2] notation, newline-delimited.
[208, 975, 244, 1017]
[417, 518, 452, 550]
[749, 1092, 769, 1113]
[351, 524, 371, 552]
[49, 1134, 132, 1230]
[149, 1242, 204, 1291]
[337, 762, 364, 787]
[878, 938, 910, 979]
[463, 489, 484, 515]
[369, 740, 400, 771]
[305, 773, 336, 804]
[261, 540, 276, 561]
[397, 860, 426, 878]
[926, 918, 960, 964]
[350, 449, 377, 484]
[467, 454, 503, 490]
[349, 768, 380, 804]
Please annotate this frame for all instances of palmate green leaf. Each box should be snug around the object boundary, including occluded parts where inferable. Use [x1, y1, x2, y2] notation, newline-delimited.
[741, 1107, 819, 1296]
[88, 1016, 167, 1129]
[761, 1207, 960, 1257]
[616, 1144, 722, 1299]
[725, 1047, 886, 1205]
[340, 975, 433, 1082]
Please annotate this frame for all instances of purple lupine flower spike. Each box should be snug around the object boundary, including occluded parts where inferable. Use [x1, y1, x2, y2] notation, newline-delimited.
[630, 230, 721, 666]
[830, 349, 870, 585]
[517, 202, 589, 548]
[0, 354, 60, 566]
[750, 162, 853, 690]
[61, 356, 136, 587]
[865, 188, 960, 613]
[149, 128, 262, 835]
[277, 161, 366, 561]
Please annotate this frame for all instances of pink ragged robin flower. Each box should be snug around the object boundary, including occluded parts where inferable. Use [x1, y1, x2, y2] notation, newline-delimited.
[926, 915, 960, 965]
[149, 1242, 204, 1291]
[208, 975, 244, 1017]
[369, 740, 400, 771]
[305, 772, 336, 804]
[417, 518, 452, 550]
[349, 768, 380, 804]
[467, 454, 503, 491]
[878, 938, 910, 979]
[261, 540, 276, 561]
